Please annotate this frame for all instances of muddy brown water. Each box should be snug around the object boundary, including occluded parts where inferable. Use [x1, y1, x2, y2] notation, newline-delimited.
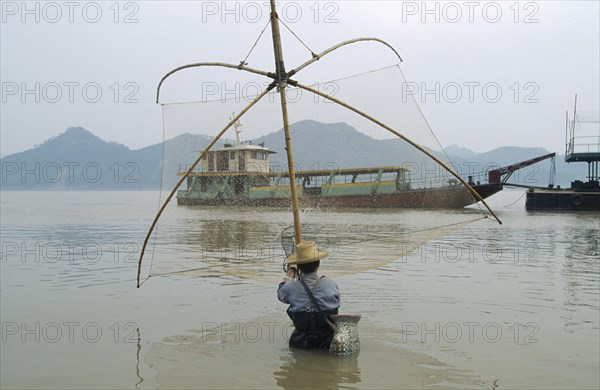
[1, 191, 598, 389]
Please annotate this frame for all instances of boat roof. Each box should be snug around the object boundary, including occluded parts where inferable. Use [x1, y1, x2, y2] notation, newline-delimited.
[183, 165, 408, 177]
[217, 143, 276, 154]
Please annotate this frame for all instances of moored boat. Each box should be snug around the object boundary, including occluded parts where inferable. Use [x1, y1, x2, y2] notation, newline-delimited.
[176, 126, 553, 209]
[526, 97, 600, 211]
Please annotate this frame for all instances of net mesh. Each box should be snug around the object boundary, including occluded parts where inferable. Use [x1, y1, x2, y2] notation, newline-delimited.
[142, 63, 491, 284]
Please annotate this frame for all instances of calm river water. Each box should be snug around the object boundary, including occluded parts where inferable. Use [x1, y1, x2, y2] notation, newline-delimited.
[1, 191, 598, 389]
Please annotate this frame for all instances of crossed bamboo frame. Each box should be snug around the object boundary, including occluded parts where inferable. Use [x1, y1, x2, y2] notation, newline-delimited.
[137, 8, 501, 288]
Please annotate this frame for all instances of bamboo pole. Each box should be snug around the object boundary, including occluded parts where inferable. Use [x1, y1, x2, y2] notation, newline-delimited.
[136, 86, 275, 287]
[289, 37, 402, 76]
[269, 0, 303, 245]
[156, 62, 274, 103]
[292, 80, 502, 225]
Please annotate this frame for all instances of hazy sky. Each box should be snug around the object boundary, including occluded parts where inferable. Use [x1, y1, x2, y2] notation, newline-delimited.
[1, 1, 599, 157]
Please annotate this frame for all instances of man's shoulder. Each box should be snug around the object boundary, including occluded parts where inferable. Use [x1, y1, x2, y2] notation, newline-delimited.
[318, 275, 338, 287]
[280, 280, 302, 291]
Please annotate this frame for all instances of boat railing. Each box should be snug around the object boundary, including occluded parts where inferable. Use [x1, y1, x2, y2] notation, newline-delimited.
[566, 135, 600, 155]
[297, 171, 462, 189]
[407, 177, 462, 189]
[178, 164, 201, 174]
[178, 162, 268, 174]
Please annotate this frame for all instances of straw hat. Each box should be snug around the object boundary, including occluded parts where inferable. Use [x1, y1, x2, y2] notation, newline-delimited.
[286, 241, 329, 265]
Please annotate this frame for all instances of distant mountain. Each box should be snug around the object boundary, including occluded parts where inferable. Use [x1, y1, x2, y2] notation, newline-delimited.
[0, 127, 223, 190]
[445, 145, 477, 159]
[0, 122, 588, 190]
[11, 127, 130, 160]
[1, 127, 138, 190]
[254, 120, 428, 170]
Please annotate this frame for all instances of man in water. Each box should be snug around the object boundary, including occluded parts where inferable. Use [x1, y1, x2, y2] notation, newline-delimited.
[277, 241, 340, 349]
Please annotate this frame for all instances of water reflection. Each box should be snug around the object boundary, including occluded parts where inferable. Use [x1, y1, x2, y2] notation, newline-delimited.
[150, 206, 469, 283]
[562, 221, 600, 317]
[274, 350, 361, 390]
[179, 216, 274, 250]
[135, 327, 144, 390]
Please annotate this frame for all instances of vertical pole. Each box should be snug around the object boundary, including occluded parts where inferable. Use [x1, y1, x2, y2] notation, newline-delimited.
[269, 0, 303, 245]
[572, 94, 578, 143]
[565, 111, 568, 156]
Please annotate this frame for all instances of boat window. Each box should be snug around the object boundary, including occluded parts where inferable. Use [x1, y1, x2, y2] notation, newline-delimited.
[251, 151, 266, 160]
[230, 151, 235, 159]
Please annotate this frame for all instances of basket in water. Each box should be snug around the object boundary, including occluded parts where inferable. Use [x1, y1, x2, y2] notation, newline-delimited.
[329, 314, 361, 356]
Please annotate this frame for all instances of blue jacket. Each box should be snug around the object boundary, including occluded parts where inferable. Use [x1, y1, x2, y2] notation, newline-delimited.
[277, 271, 340, 313]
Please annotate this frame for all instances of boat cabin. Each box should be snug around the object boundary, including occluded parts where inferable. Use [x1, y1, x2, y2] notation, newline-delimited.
[201, 142, 275, 174]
